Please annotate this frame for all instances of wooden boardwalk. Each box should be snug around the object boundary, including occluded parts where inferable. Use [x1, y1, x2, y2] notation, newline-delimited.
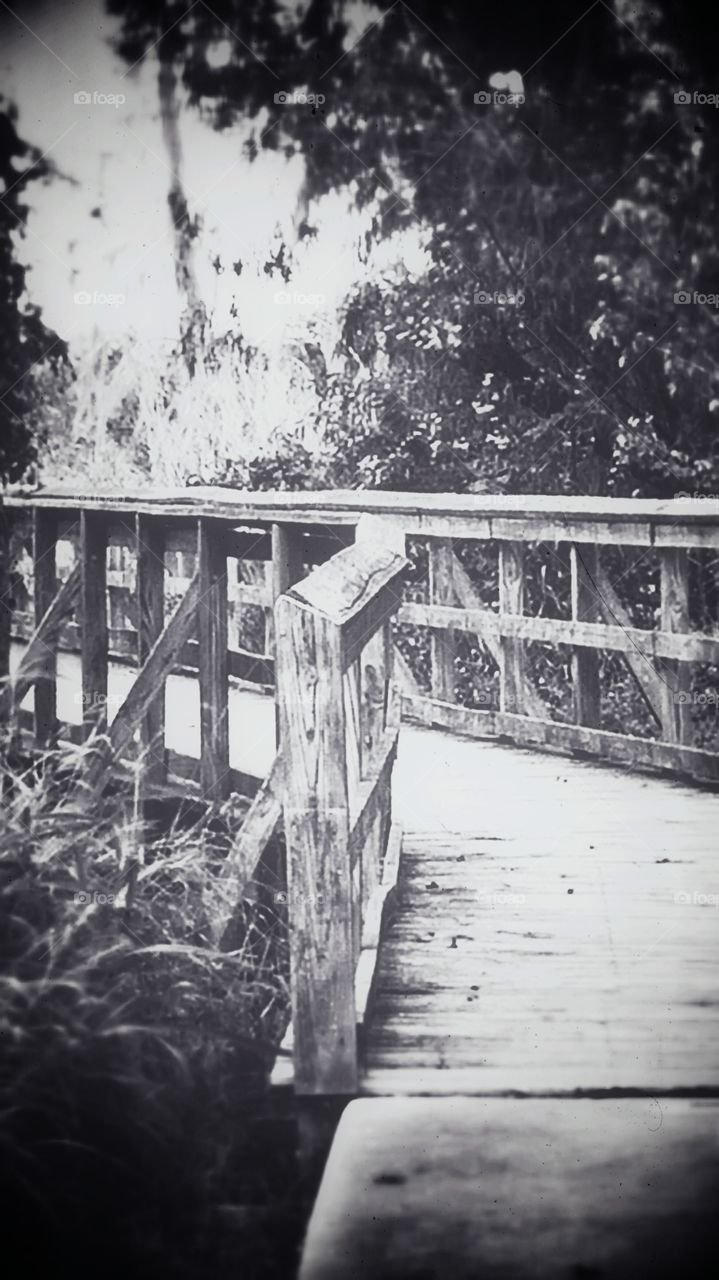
[371, 726, 719, 1095]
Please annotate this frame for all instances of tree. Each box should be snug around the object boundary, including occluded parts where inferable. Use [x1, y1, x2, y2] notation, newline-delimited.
[0, 99, 68, 686]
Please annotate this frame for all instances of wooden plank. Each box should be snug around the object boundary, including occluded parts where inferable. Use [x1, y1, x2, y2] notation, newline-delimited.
[659, 548, 691, 745]
[0, 563, 80, 723]
[135, 514, 165, 786]
[349, 726, 399, 868]
[498, 541, 525, 715]
[271, 522, 305, 599]
[593, 563, 663, 726]
[80, 510, 108, 735]
[570, 543, 601, 727]
[211, 751, 283, 943]
[289, 541, 407, 671]
[75, 573, 202, 800]
[400, 694, 719, 783]
[299, 1098, 719, 1279]
[429, 537, 456, 703]
[397, 602, 719, 663]
[32, 507, 58, 745]
[275, 594, 356, 1094]
[197, 519, 230, 799]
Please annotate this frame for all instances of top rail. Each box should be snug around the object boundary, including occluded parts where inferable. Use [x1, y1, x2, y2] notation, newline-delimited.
[5, 487, 719, 546]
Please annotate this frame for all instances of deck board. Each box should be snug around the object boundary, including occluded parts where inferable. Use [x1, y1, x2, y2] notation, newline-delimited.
[366, 726, 719, 1094]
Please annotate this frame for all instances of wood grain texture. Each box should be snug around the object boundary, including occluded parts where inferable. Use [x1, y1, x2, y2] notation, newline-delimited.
[429, 538, 457, 703]
[80, 510, 108, 736]
[570, 543, 601, 727]
[197, 519, 230, 799]
[31, 507, 58, 744]
[275, 595, 357, 1094]
[135, 514, 165, 785]
[364, 723, 719, 1095]
[659, 547, 691, 745]
[1, 563, 80, 723]
[498, 540, 525, 715]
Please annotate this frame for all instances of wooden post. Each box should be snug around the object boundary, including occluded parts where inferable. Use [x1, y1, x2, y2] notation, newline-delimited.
[659, 548, 691, 745]
[429, 537, 456, 703]
[197, 518, 229, 800]
[272, 523, 305, 741]
[570, 544, 601, 727]
[80, 511, 108, 737]
[135, 514, 166, 786]
[499, 541, 525, 715]
[359, 624, 391, 928]
[32, 508, 58, 746]
[275, 595, 356, 1095]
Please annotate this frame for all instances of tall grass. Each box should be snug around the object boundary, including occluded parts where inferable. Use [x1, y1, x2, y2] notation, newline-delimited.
[0, 735, 292, 1279]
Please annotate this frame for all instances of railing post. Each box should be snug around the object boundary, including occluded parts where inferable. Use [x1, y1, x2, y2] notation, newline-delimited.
[275, 595, 356, 1095]
[271, 523, 304, 740]
[659, 547, 691, 744]
[32, 508, 58, 746]
[135, 514, 166, 787]
[429, 537, 456, 702]
[570, 544, 601, 727]
[197, 518, 230, 800]
[499, 541, 525, 715]
[80, 511, 108, 737]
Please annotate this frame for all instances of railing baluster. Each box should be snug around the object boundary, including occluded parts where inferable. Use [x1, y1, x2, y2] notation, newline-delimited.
[80, 511, 108, 737]
[429, 537, 456, 702]
[197, 518, 230, 800]
[276, 597, 356, 1094]
[135, 514, 166, 787]
[570, 544, 601, 727]
[499, 541, 525, 715]
[32, 508, 58, 746]
[659, 547, 691, 744]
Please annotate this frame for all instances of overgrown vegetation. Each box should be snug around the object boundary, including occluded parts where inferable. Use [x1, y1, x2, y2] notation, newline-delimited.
[0, 740, 296, 1279]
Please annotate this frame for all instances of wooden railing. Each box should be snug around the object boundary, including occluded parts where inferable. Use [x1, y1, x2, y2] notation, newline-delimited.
[274, 518, 407, 1094]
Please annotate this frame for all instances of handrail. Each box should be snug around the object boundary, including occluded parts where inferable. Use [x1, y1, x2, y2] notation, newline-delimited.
[274, 520, 408, 1094]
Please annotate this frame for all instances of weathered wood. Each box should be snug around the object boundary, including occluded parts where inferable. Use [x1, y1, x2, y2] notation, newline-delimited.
[349, 725, 399, 869]
[76, 574, 202, 800]
[429, 538, 456, 703]
[32, 508, 58, 745]
[570, 543, 601, 727]
[396, 601, 719, 663]
[275, 594, 356, 1094]
[271, 522, 305, 599]
[360, 627, 388, 776]
[80, 511, 108, 736]
[659, 548, 691, 745]
[289, 541, 407, 671]
[211, 751, 283, 943]
[593, 563, 663, 725]
[401, 693, 719, 784]
[135, 514, 165, 785]
[197, 519, 230, 800]
[498, 541, 525, 715]
[1, 563, 80, 723]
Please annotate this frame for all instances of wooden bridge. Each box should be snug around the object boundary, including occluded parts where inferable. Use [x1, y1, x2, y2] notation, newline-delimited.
[3, 489, 719, 1276]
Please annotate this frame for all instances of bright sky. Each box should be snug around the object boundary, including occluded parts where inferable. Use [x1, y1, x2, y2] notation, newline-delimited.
[1, 0, 429, 361]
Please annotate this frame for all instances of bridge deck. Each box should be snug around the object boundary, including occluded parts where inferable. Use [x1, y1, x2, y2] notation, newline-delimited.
[372, 726, 719, 1096]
